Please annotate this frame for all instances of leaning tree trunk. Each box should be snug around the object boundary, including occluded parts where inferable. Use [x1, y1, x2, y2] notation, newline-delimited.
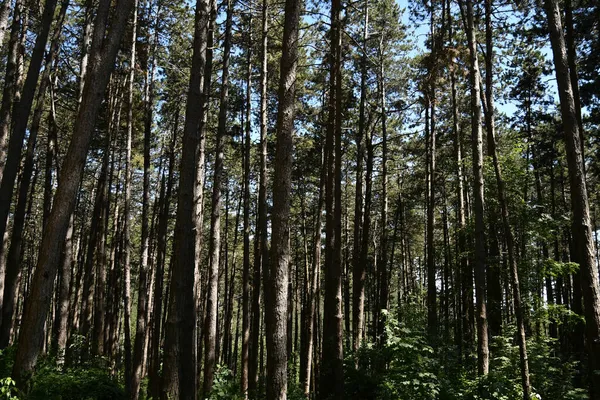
[544, 0, 600, 397]
[264, 0, 300, 397]
[10, 0, 135, 387]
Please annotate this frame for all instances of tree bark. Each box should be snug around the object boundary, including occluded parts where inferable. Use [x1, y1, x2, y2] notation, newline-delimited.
[203, 0, 232, 392]
[544, 0, 600, 397]
[265, 0, 300, 396]
[321, 0, 344, 395]
[352, 0, 368, 355]
[461, 0, 489, 375]
[131, 3, 158, 397]
[241, 11, 252, 397]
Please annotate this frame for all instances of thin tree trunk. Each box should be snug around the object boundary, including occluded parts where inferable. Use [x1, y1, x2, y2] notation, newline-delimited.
[461, 0, 489, 375]
[202, 0, 231, 393]
[352, 0, 368, 356]
[131, 2, 158, 397]
[321, 0, 344, 395]
[483, 0, 530, 395]
[241, 11, 252, 396]
[249, 0, 268, 394]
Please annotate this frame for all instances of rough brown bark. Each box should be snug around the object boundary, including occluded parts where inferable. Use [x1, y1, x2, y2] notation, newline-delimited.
[544, 0, 600, 397]
[264, 0, 300, 396]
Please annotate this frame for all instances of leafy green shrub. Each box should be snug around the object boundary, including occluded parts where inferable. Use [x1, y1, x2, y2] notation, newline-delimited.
[205, 365, 242, 400]
[28, 364, 125, 400]
[0, 377, 20, 400]
[345, 311, 440, 400]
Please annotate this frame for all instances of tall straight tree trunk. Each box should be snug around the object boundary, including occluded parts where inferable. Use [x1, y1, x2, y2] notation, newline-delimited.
[161, 0, 209, 396]
[377, 48, 389, 342]
[302, 148, 325, 398]
[10, 0, 135, 386]
[264, 0, 300, 396]
[122, 3, 138, 395]
[483, 0, 530, 396]
[131, 1, 157, 397]
[203, 0, 232, 393]
[321, 0, 344, 395]
[352, 0, 368, 355]
[462, 0, 489, 375]
[544, 0, 600, 397]
[0, 0, 59, 249]
[249, 0, 268, 394]
[426, 4, 438, 339]
[241, 11, 252, 396]
[149, 112, 177, 400]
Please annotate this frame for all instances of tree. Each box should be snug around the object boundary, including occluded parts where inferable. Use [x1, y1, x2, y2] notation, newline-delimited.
[264, 0, 301, 397]
[544, 0, 600, 397]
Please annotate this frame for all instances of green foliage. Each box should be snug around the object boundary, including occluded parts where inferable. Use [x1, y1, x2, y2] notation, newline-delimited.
[345, 311, 440, 400]
[1, 348, 124, 400]
[0, 377, 20, 400]
[28, 362, 124, 400]
[205, 365, 243, 400]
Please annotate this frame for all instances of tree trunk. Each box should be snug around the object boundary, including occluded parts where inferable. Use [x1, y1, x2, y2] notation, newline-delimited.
[203, 0, 232, 392]
[483, 0, 530, 395]
[352, 0, 368, 355]
[131, 3, 158, 397]
[264, 0, 300, 396]
[544, 0, 600, 397]
[321, 0, 344, 395]
[241, 11, 252, 396]
[160, 0, 209, 395]
[249, 0, 268, 394]
[462, 0, 489, 376]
